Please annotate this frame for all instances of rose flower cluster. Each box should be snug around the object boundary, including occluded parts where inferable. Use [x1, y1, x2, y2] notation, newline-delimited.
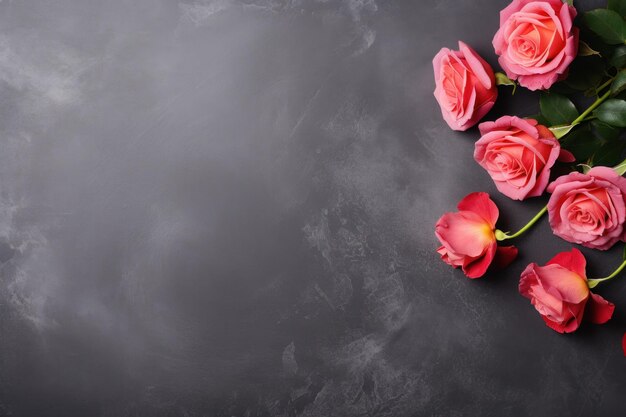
[432, 0, 626, 350]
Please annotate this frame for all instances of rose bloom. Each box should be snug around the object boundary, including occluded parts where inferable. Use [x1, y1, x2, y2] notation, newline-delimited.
[493, 0, 578, 90]
[433, 41, 498, 131]
[547, 167, 626, 250]
[435, 192, 517, 278]
[519, 248, 614, 333]
[475, 116, 572, 200]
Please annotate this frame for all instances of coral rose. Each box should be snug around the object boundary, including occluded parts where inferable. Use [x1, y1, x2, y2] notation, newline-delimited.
[475, 116, 570, 200]
[519, 248, 614, 333]
[433, 41, 498, 131]
[547, 167, 626, 250]
[493, 0, 578, 90]
[435, 192, 517, 278]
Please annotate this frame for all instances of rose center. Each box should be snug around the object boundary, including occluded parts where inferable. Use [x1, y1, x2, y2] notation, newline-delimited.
[484, 147, 531, 189]
[567, 204, 606, 234]
[505, 11, 563, 67]
[512, 37, 536, 59]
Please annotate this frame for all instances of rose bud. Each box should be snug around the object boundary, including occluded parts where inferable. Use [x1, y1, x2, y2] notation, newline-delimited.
[519, 248, 614, 333]
[493, 0, 578, 90]
[547, 167, 626, 250]
[435, 192, 517, 278]
[474, 116, 573, 200]
[433, 41, 498, 131]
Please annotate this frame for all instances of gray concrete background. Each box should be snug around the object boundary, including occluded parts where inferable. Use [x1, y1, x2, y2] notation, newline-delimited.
[0, 0, 624, 416]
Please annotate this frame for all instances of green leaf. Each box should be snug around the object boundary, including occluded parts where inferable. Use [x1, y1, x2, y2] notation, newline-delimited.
[560, 125, 599, 161]
[612, 70, 626, 95]
[563, 0, 573, 5]
[549, 124, 576, 139]
[579, 22, 620, 57]
[578, 40, 601, 57]
[609, 0, 626, 18]
[494, 72, 517, 95]
[563, 55, 605, 92]
[591, 139, 626, 166]
[594, 98, 626, 127]
[549, 82, 581, 96]
[591, 119, 621, 141]
[610, 45, 626, 69]
[540, 93, 579, 126]
[584, 9, 626, 45]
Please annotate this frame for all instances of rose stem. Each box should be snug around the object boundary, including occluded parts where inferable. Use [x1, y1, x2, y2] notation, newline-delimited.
[595, 77, 614, 95]
[587, 259, 626, 289]
[495, 205, 548, 241]
[569, 90, 611, 127]
[549, 78, 613, 139]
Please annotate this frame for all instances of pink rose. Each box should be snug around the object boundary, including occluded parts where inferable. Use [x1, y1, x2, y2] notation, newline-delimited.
[474, 116, 571, 200]
[519, 248, 614, 333]
[493, 0, 578, 90]
[435, 192, 517, 278]
[433, 41, 498, 131]
[547, 167, 626, 250]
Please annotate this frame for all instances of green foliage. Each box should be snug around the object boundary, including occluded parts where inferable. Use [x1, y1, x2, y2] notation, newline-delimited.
[494, 72, 517, 95]
[578, 40, 601, 57]
[590, 139, 626, 166]
[584, 9, 626, 45]
[559, 125, 598, 162]
[612, 70, 626, 95]
[610, 45, 626, 69]
[592, 120, 621, 141]
[561, 55, 605, 93]
[615, 159, 626, 175]
[539, 93, 579, 126]
[608, 0, 626, 18]
[549, 124, 576, 139]
[559, 119, 626, 166]
[594, 99, 626, 127]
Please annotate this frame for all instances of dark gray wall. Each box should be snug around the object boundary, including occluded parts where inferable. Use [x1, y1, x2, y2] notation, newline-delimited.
[0, 0, 623, 416]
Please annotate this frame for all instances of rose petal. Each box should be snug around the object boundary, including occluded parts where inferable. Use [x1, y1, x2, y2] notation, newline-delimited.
[457, 192, 499, 227]
[462, 241, 497, 278]
[585, 292, 615, 324]
[492, 245, 518, 269]
[533, 264, 589, 304]
[519, 262, 538, 300]
[557, 149, 575, 163]
[436, 211, 494, 258]
[459, 41, 493, 90]
[541, 315, 567, 333]
[546, 248, 587, 278]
